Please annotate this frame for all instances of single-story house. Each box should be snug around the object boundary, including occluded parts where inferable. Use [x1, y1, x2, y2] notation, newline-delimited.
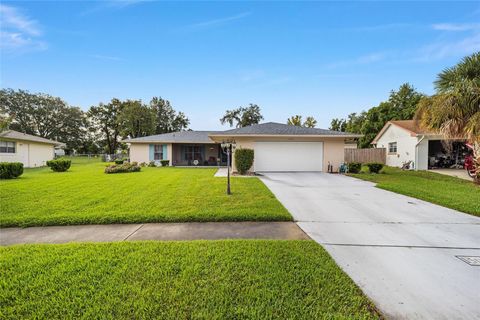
[0, 130, 64, 167]
[123, 122, 361, 172]
[372, 120, 468, 170]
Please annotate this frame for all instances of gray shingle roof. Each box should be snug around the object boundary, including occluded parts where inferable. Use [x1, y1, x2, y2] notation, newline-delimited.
[211, 122, 359, 136]
[0, 130, 64, 146]
[123, 131, 222, 144]
[124, 122, 361, 143]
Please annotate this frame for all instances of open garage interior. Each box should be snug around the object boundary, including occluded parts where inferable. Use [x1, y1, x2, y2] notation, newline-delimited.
[428, 140, 471, 169]
[254, 141, 324, 172]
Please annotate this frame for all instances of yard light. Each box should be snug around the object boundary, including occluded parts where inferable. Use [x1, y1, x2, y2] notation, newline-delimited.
[221, 139, 236, 195]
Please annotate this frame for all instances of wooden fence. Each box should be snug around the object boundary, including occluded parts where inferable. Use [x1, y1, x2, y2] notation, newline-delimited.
[344, 148, 386, 164]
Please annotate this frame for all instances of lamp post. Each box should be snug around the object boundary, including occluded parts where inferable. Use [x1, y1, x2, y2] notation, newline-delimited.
[221, 139, 236, 195]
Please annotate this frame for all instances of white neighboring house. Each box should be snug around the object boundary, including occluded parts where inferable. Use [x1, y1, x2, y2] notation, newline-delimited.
[372, 120, 443, 170]
[0, 130, 64, 168]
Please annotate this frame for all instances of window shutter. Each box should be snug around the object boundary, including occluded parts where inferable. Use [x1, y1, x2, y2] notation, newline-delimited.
[149, 144, 154, 161]
[162, 144, 167, 160]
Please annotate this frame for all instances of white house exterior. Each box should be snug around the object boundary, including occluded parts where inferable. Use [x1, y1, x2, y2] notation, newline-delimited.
[372, 120, 445, 170]
[0, 130, 63, 168]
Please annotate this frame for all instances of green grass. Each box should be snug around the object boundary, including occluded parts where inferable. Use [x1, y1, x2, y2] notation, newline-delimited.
[0, 240, 380, 319]
[350, 166, 480, 217]
[0, 158, 291, 227]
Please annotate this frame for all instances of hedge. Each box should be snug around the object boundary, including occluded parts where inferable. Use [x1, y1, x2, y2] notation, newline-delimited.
[105, 162, 141, 174]
[234, 148, 254, 175]
[366, 162, 384, 173]
[0, 162, 24, 179]
[347, 162, 362, 174]
[46, 158, 72, 172]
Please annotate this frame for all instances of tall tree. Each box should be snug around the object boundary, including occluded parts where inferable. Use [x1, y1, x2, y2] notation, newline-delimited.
[329, 118, 347, 132]
[220, 104, 264, 128]
[330, 83, 424, 148]
[415, 52, 480, 182]
[287, 115, 318, 128]
[118, 100, 155, 138]
[88, 99, 123, 155]
[150, 97, 189, 133]
[0, 89, 87, 152]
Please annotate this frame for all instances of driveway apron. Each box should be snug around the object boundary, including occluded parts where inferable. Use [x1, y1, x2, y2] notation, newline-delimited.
[259, 172, 480, 320]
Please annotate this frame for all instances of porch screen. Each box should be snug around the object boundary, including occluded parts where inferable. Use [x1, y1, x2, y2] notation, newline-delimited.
[182, 146, 204, 161]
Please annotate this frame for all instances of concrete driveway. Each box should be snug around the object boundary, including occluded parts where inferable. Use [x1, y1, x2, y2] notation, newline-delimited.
[259, 172, 480, 320]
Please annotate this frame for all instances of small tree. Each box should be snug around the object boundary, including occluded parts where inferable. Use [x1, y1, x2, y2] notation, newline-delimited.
[234, 148, 254, 175]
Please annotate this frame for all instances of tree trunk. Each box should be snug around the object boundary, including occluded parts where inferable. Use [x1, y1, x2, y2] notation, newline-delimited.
[474, 141, 480, 185]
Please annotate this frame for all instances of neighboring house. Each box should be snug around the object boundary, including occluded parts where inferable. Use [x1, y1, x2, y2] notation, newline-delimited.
[372, 120, 467, 170]
[0, 130, 64, 167]
[124, 122, 361, 172]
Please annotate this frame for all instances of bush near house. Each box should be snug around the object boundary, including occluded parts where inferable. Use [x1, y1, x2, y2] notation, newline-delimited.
[105, 162, 141, 174]
[160, 160, 169, 167]
[366, 162, 384, 173]
[46, 159, 72, 172]
[348, 162, 362, 174]
[0, 162, 24, 179]
[235, 148, 254, 175]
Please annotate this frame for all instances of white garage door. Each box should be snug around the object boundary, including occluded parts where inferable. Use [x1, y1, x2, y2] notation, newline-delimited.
[254, 142, 323, 172]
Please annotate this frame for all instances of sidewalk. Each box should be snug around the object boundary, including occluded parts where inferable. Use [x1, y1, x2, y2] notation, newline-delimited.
[0, 222, 309, 245]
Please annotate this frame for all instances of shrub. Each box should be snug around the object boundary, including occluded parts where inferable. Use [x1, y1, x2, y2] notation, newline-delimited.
[160, 160, 170, 167]
[347, 162, 362, 174]
[114, 159, 124, 165]
[139, 162, 147, 167]
[46, 158, 71, 172]
[234, 148, 254, 175]
[366, 162, 384, 173]
[104, 162, 141, 174]
[0, 162, 24, 179]
[148, 161, 156, 167]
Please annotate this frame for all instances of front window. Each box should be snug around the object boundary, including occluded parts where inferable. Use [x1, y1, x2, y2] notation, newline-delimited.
[184, 146, 203, 161]
[154, 145, 163, 160]
[0, 141, 15, 153]
[388, 142, 397, 154]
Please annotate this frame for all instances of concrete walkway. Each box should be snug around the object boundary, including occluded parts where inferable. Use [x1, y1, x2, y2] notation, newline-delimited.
[0, 222, 309, 245]
[259, 172, 480, 320]
[429, 168, 472, 181]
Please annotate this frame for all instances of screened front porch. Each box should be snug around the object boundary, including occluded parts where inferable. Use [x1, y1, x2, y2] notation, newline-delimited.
[172, 143, 228, 167]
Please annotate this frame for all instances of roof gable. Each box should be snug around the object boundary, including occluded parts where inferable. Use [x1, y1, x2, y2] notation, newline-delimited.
[372, 120, 436, 144]
[0, 130, 63, 145]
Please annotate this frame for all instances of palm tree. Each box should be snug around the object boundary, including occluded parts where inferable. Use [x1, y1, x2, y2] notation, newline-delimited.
[416, 52, 480, 182]
[287, 115, 303, 126]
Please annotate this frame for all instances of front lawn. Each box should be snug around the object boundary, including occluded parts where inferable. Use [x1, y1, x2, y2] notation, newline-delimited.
[350, 166, 480, 217]
[0, 158, 291, 227]
[0, 240, 380, 319]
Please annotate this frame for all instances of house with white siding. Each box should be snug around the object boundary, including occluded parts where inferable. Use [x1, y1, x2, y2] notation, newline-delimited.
[0, 130, 64, 167]
[372, 120, 468, 170]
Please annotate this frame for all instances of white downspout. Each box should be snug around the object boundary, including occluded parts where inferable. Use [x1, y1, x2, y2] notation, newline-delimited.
[415, 135, 426, 171]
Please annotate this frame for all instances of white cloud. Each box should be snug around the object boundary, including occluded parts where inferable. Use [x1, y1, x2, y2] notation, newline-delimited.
[88, 54, 125, 61]
[0, 4, 46, 52]
[187, 12, 251, 29]
[417, 33, 480, 61]
[432, 23, 480, 32]
[326, 52, 387, 69]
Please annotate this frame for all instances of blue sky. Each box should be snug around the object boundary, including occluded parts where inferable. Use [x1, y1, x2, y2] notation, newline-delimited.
[1, 1, 479, 130]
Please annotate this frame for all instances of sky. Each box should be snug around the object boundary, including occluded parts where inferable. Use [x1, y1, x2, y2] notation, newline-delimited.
[1, 1, 479, 130]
